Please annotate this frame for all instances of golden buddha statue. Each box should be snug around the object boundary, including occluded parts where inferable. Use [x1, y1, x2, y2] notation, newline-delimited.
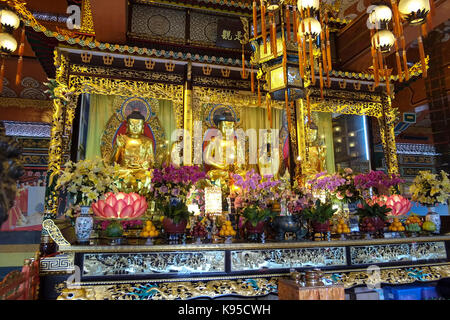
[303, 122, 326, 178]
[110, 110, 154, 183]
[204, 115, 246, 186]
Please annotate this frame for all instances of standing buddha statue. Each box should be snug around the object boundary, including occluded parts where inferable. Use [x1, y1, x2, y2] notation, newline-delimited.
[303, 122, 326, 178]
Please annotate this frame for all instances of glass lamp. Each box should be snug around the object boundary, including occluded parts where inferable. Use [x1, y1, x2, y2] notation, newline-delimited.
[297, 0, 320, 11]
[266, 0, 280, 11]
[369, 5, 393, 28]
[0, 9, 20, 32]
[298, 17, 322, 38]
[398, 0, 430, 25]
[267, 63, 304, 101]
[0, 32, 17, 54]
[372, 29, 395, 53]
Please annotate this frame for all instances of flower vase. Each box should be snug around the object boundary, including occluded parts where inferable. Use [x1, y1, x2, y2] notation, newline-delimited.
[162, 218, 188, 235]
[75, 206, 93, 244]
[425, 206, 441, 234]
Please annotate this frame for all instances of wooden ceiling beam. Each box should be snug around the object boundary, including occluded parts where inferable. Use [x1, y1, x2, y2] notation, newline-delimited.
[90, 0, 128, 44]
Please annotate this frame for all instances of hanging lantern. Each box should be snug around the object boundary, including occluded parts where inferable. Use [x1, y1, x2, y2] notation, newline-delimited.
[398, 0, 430, 25]
[369, 5, 393, 28]
[298, 17, 322, 38]
[0, 9, 21, 32]
[297, 0, 320, 12]
[0, 32, 17, 54]
[372, 30, 395, 53]
[266, 0, 280, 11]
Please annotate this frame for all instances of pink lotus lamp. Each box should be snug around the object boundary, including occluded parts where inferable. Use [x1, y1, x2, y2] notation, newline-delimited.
[385, 195, 412, 216]
[91, 192, 147, 219]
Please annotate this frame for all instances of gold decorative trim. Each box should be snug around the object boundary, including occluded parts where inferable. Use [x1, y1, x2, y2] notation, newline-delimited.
[0, 97, 52, 109]
[42, 219, 71, 246]
[58, 235, 450, 253]
[55, 263, 450, 299]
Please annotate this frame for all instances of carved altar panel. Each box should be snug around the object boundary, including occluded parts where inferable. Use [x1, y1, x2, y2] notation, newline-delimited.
[230, 247, 347, 271]
[82, 251, 226, 277]
[350, 242, 447, 265]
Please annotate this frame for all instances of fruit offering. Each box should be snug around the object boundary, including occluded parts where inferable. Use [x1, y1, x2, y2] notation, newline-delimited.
[336, 219, 351, 234]
[405, 214, 423, 227]
[388, 218, 405, 232]
[422, 221, 436, 232]
[219, 220, 236, 237]
[359, 217, 378, 233]
[191, 221, 208, 239]
[405, 223, 421, 232]
[141, 220, 160, 238]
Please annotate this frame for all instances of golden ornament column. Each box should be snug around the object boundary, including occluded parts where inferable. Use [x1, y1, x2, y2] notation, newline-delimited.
[183, 62, 193, 165]
[378, 94, 399, 175]
[296, 98, 307, 180]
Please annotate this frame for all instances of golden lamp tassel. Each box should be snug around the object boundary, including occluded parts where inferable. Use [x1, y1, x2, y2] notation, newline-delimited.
[421, 23, 428, 39]
[400, 35, 409, 81]
[253, 1, 258, 38]
[394, 39, 403, 82]
[325, 15, 332, 71]
[428, 0, 435, 32]
[261, 0, 267, 54]
[391, 0, 401, 38]
[251, 66, 255, 93]
[418, 36, 427, 78]
[284, 90, 290, 127]
[270, 13, 277, 56]
[385, 66, 391, 97]
[309, 34, 315, 84]
[293, 6, 298, 43]
[370, 35, 379, 86]
[286, 5, 291, 42]
[267, 94, 273, 129]
[0, 57, 5, 94]
[15, 26, 26, 86]
[298, 38, 304, 79]
[300, 20, 307, 67]
[283, 37, 287, 79]
[319, 62, 324, 100]
[306, 93, 311, 126]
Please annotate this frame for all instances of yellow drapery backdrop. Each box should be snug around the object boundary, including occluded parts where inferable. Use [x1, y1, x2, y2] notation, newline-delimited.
[85, 94, 176, 160]
[240, 106, 283, 133]
[316, 112, 336, 173]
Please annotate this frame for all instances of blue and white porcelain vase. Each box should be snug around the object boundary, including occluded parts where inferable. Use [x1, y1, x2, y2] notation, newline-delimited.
[75, 206, 93, 244]
[425, 206, 441, 234]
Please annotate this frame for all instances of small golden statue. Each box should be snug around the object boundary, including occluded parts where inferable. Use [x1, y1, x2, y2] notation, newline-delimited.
[303, 122, 326, 178]
[110, 110, 154, 182]
[204, 112, 246, 187]
[258, 131, 280, 179]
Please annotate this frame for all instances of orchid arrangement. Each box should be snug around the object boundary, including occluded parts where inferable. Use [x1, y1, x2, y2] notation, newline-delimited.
[232, 170, 281, 226]
[332, 168, 361, 203]
[409, 170, 450, 206]
[354, 170, 404, 195]
[232, 170, 281, 210]
[307, 171, 346, 201]
[56, 158, 119, 207]
[152, 165, 206, 223]
[280, 188, 314, 215]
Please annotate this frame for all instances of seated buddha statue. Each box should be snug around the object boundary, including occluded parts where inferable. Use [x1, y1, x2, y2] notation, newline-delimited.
[303, 122, 326, 178]
[110, 110, 154, 183]
[203, 112, 247, 187]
